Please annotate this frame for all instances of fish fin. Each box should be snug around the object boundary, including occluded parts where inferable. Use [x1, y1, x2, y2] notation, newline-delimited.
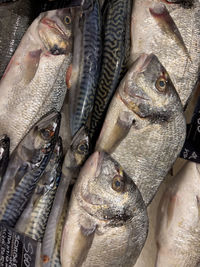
[149, 4, 191, 61]
[23, 50, 42, 84]
[196, 195, 200, 220]
[66, 64, 72, 89]
[96, 111, 133, 153]
[61, 217, 96, 266]
[166, 194, 177, 227]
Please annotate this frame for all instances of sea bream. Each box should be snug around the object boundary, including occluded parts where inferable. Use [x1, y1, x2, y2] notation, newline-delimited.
[0, 7, 74, 152]
[156, 161, 200, 267]
[61, 151, 148, 267]
[0, 0, 34, 78]
[96, 54, 186, 206]
[130, 0, 200, 107]
[0, 110, 61, 228]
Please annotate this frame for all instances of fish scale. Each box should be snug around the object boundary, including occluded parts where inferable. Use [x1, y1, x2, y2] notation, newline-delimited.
[70, 0, 101, 136]
[89, 0, 132, 139]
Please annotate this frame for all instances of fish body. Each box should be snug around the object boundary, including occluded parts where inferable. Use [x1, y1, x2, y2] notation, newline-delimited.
[69, 0, 102, 136]
[42, 126, 89, 266]
[0, 8, 74, 152]
[130, 0, 200, 107]
[156, 161, 200, 267]
[15, 137, 63, 241]
[61, 151, 148, 267]
[96, 54, 186, 206]
[0, 135, 9, 186]
[89, 0, 132, 140]
[0, 0, 33, 78]
[0, 111, 61, 227]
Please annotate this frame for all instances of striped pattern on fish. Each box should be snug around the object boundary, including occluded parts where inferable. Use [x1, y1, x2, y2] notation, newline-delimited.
[70, 0, 102, 136]
[89, 0, 131, 139]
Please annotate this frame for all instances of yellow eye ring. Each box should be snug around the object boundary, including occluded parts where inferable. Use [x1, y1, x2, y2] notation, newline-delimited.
[112, 175, 125, 192]
[64, 16, 71, 25]
[156, 77, 167, 92]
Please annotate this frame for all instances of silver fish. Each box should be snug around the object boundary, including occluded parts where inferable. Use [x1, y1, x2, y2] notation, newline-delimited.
[156, 161, 200, 267]
[130, 0, 200, 107]
[41, 126, 89, 266]
[0, 110, 61, 227]
[0, 7, 74, 152]
[60, 151, 148, 267]
[96, 53, 186, 206]
[15, 137, 63, 241]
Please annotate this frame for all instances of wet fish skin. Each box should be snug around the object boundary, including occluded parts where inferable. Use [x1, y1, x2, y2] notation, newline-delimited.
[42, 126, 89, 266]
[0, 111, 61, 227]
[0, 7, 74, 152]
[156, 161, 200, 267]
[130, 0, 200, 107]
[0, 135, 9, 186]
[0, 0, 34, 78]
[96, 54, 186, 206]
[61, 151, 148, 267]
[15, 137, 63, 242]
[89, 0, 132, 140]
[69, 0, 102, 137]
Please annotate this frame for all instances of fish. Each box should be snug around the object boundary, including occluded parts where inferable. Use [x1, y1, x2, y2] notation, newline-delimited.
[0, 110, 61, 228]
[69, 0, 102, 137]
[60, 151, 148, 267]
[89, 0, 132, 141]
[42, 196, 68, 267]
[0, 135, 9, 186]
[96, 53, 186, 206]
[0, 0, 34, 78]
[156, 161, 200, 267]
[0, 7, 74, 152]
[42, 126, 89, 266]
[130, 0, 200, 107]
[15, 137, 63, 242]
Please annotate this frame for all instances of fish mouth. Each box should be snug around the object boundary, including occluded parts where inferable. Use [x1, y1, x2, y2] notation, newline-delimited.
[38, 17, 71, 55]
[132, 53, 154, 74]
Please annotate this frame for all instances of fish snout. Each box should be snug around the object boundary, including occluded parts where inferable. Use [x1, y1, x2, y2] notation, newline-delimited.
[38, 17, 72, 55]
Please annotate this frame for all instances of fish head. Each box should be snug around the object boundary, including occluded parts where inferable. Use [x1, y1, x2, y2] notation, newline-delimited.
[64, 126, 90, 169]
[38, 8, 76, 55]
[120, 53, 182, 122]
[18, 110, 61, 163]
[76, 151, 146, 227]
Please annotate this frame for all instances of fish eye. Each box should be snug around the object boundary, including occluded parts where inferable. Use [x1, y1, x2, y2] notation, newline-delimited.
[64, 16, 71, 25]
[112, 175, 125, 192]
[78, 142, 88, 154]
[155, 77, 167, 92]
[40, 127, 54, 140]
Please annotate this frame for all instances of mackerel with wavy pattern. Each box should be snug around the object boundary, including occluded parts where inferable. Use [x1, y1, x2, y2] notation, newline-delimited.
[69, 0, 102, 136]
[89, 0, 132, 140]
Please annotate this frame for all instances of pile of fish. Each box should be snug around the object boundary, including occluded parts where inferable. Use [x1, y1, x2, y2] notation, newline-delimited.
[0, 0, 199, 266]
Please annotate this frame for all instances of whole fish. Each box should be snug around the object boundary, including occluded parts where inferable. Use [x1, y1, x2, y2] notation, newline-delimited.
[0, 110, 61, 227]
[15, 137, 63, 242]
[41, 126, 89, 266]
[130, 0, 200, 107]
[0, 135, 9, 186]
[60, 151, 148, 267]
[69, 0, 102, 137]
[156, 161, 200, 267]
[89, 0, 132, 140]
[0, 7, 74, 152]
[0, 0, 34, 78]
[96, 53, 186, 206]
